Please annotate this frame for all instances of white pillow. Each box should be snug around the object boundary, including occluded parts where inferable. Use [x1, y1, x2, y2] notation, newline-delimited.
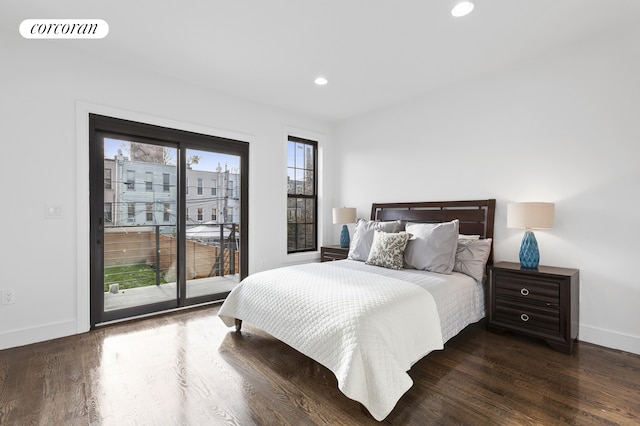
[459, 234, 480, 240]
[347, 219, 404, 261]
[365, 231, 412, 270]
[454, 238, 493, 283]
[403, 220, 459, 274]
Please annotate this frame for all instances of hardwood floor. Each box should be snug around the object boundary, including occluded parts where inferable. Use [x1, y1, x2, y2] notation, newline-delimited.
[1, 304, 639, 425]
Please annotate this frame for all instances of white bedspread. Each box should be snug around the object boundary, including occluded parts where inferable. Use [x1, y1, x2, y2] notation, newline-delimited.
[218, 260, 482, 421]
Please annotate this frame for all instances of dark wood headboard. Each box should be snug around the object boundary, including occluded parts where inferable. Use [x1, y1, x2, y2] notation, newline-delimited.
[370, 199, 496, 264]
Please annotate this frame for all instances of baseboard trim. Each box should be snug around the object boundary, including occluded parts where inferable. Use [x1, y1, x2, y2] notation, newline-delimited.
[0, 320, 79, 351]
[579, 324, 640, 356]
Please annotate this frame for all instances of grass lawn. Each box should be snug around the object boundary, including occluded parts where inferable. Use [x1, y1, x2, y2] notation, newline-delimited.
[104, 264, 167, 292]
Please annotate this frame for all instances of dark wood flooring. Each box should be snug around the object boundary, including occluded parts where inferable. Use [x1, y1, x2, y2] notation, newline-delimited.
[1, 304, 639, 425]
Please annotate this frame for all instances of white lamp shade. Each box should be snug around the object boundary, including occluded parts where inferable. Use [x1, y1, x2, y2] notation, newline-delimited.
[332, 207, 356, 224]
[507, 202, 554, 229]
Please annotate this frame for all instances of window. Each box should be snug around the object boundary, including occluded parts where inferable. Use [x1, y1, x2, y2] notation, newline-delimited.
[126, 170, 135, 190]
[211, 179, 216, 195]
[145, 172, 153, 191]
[89, 113, 250, 327]
[104, 202, 113, 223]
[287, 136, 317, 253]
[211, 208, 217, 221]
[104, 169, 112, 189]
[186, 177, 189, 195]
[163, 173, 170, 192]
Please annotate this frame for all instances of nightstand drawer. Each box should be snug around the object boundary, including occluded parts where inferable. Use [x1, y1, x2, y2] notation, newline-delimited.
[494, 273, 560, 306]
[494, 298, 560, 333]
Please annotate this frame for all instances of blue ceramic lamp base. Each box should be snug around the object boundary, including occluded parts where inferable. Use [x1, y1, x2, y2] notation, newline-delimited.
[340, 224, 350, 249]
[519, 230, 540, 269]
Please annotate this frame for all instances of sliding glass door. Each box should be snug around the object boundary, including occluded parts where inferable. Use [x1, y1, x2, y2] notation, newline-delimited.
[89, 115, 248, 326]
[101, 137, 179, 313]
[183, 148, 242, 300]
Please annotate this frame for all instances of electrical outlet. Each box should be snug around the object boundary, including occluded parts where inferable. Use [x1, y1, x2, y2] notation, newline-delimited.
[2, 289, 15, 305]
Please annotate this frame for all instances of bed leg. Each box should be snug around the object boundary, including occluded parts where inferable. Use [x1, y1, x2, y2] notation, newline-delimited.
[234, 319, 243, 332]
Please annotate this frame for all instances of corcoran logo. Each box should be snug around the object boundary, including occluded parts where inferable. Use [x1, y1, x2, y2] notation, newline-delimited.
[20, 19, 109, 39]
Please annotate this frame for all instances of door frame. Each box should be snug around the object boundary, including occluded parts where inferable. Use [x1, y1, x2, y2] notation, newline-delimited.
[76, 102, 251, 330]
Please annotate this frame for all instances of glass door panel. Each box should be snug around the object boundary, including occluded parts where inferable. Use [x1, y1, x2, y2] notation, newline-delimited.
[184, 149, 241, 299]
[103, 138, 178, 312]
[90, 113, 248, 327]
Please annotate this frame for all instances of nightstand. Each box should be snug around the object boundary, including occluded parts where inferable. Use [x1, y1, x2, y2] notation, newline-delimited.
[487, 261, 579, 354]
[320, 245, 349, 262]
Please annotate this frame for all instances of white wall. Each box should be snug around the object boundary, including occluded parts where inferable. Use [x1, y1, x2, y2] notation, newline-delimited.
[0, 28, 334, 350]
[333, 25, 640, 355]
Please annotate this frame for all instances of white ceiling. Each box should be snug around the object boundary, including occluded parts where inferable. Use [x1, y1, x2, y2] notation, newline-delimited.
[3, 1, 640, 122]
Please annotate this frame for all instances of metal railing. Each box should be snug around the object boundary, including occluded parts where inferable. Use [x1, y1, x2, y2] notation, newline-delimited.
[104, 223, 239, 291]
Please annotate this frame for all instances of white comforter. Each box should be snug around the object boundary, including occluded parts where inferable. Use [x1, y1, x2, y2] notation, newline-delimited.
[218, 260, 483, 421]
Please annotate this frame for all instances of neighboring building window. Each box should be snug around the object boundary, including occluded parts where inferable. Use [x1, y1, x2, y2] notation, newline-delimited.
[146, 172, 153, 191]
[211, 208, 217, 221]
[128, 203, 135, 222]
[211, 179, 216, 195]
[287, 136, 317, 253]
[163, 173, 170, 192]
[186, 177, 189, 195]
[104, 202, 113, 223]
[197, 208, 203, 222]
[104, 169, 112, 189]
[197, 178, 203, 195]
[126, 170, 135, 190]
[146, 202, 153, 222]
[164, 203, 171, 222]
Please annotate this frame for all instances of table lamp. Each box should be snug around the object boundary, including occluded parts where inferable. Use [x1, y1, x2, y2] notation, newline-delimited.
[507, 202, 554, 269]
[332, 207, 356, 249]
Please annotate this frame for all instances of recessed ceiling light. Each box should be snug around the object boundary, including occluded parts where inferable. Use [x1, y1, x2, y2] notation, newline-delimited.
[314, 77, 328, 86]
[451, 1, 474, 17]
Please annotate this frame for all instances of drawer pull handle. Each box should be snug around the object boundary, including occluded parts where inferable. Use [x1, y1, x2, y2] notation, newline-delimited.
[520, 313, 530, 322]
[520, 288, 530, 296]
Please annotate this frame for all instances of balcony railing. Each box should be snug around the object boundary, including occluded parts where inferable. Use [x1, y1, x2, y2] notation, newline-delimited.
[104, 223, 239, 292]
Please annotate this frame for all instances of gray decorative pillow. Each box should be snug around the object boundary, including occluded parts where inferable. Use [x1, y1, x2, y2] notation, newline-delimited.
[347, 219, 404, 261]
[403, 220, 459, 274]
[365, 231, 412, 270]
[454, 238, 493, 283]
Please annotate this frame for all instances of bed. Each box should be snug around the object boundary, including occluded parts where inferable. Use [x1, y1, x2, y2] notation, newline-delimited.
[218, 199, 496, 421]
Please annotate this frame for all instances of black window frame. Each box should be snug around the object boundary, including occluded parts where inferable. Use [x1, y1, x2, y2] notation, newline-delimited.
[89, 113, 250, 327]
[287, 135, 318, 254]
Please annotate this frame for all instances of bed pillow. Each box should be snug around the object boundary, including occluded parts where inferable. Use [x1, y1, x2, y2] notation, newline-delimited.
[454, 238, 493, 283]
[458, 234, 480, 240]
[403, 220, 459, 274]
[348, 219, 404, 261]
[365, 230, 412, 270]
